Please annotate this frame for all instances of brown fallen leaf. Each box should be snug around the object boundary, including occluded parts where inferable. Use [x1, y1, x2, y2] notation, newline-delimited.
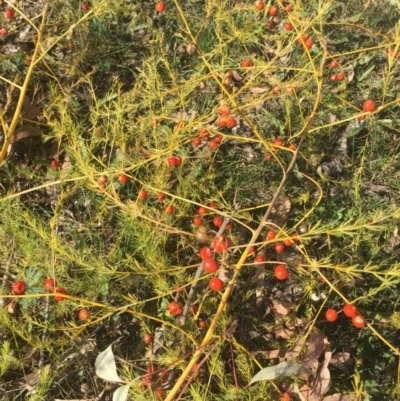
[323, 394, 358, 401]
[249, 86, 270, 94]
[272, 299, 295, 316]
[22, 96, 42, 120]
[310, 338, 332, 400]
[302, 329, 326, 368]
[11, 125, 42, 143]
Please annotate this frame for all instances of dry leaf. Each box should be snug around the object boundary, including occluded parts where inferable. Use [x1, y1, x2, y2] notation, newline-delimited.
[272, 299, 295, 316]
[249, 86, 270, 94]
[323, 394, 358, 401]
[22, 97, 42, 120]
[11, 126, 42, 143]
[302, 329, 326, 367]
[60, 156, 73, 179]
[273, 326, 293, 340]
[230, 70, 242, 81]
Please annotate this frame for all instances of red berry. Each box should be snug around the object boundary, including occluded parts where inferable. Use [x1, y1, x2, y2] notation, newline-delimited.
[266, 230, 276, 240]
[78, 307, 91, 321]
[274, 243, 285, 253]
[268, 5, 278, 15]
[265, 153, 272, 161]
[209, 202, 218, 209]
[4, 8, 14, 18]
[118, 174, 129, 184]
[175, 156, 182, 165]
[54, 287, 68, 301]
[213, 216, 223, 227]
[219, 105, 230, 115]
[285, 5, 293, 12]
[198, 206, 207, 215]
[155, 1, 165, 12]
[168, 301, 183, 315]
[241, 59, 252, 68]
[193, 217, 203, 226]
[330, 60, 338, 68]
[192, 137, 201, 146]
[336, 72, 345, 81]
[304, 39, 313, 49]
[143, 333, 153, 343]
[44, 278, 56, 291]
[343, 304, 357, 317]
[283, 238, 293, 247]
[199, 129, 209, 139]
[226, 117, 237, 128]
[273, 139, 283, 149]
[209, 140, 219, 149]
[200, 246, 214, 260]
[274, 265, 288, 280]
[139, 190, 148, 200]
[248, 246, 256, 255]
[157, 193, 166, 201]
[214, 135, 223, 144]
[51, 160, 61, 169]
[81, 3, 89, 11]
[0, 28, 8, 37]
[255, 1, 264, 11]
[352, 314, 365, 328]
[343, 304, 357, 318]
[198, 319, 207, 328]
[175, 283, 184, 292]
[203, 258, 219, 273]
[363, 99, 376, 112]
[99, 175, 108, 184]
[209, 277, 223, 291]
[212, 235, 232, 252]
[167, 156, 178, 166]
[12, 281, 27, 295]
[165, 205, 175, 214]
[284, 23, 293, 31]
[325, 309, 338, 322]
[255, 253, 265, 262]
[218, 116, 228, 127]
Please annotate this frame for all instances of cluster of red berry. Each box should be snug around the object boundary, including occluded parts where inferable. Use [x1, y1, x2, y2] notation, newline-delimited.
[10, 278, 91, 320]
[325, 304, 365, 328]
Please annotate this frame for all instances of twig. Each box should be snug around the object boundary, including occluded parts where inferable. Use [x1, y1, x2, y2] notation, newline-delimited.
[0, 4, 48, 166]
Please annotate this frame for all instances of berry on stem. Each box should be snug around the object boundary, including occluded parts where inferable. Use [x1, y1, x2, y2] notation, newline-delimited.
[325, 309, 338, 322]
[155, 1, 165, 12]
[78, 307, 91, 321]
[209, 277, 223, 291]
[44, 278, 56, 291]
[363, 99, 376, 112]
[352, 314, 365, 328]
[12, 281, 27, 295]
[343, 304, 357, 318]
[143, 333, 152, 343]
[274, 265, 288, 280]
[54, 287, 68, 301]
